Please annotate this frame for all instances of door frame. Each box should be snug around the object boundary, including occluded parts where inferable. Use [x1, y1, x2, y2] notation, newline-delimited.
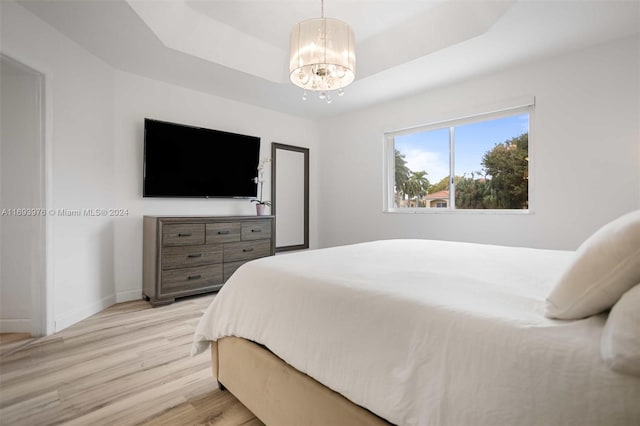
[1, 52, 54, 336]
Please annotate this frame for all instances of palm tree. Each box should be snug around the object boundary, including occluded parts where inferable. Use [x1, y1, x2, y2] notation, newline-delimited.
[403, 171, 430, 207]
[394, 150, 410, 206]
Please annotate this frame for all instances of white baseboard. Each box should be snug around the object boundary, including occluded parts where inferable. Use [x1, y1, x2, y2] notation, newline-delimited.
[55, 294, 116, 332]
[0, 318, 31, 333]
[116, 289, 143, 303]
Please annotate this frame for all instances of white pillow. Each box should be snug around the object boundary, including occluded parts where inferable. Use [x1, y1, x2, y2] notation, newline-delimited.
[545, 210, 640, 319]
[601, 284, 640, 376]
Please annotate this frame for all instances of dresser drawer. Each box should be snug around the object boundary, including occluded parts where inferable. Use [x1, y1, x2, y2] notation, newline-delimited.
[241, 220, 272, 241]
[206, 222, 241, 244]
[224, 240, 272, 262]
[161, 244, 222, 270]
[162, 223, 205, 246]
[160, 264, 223, 297]
[223, 260, 247, 282]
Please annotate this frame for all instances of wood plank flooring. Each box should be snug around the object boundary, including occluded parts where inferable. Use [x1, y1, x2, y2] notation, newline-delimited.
[0, 334, 35, 358]
[0, 295, 264, 426]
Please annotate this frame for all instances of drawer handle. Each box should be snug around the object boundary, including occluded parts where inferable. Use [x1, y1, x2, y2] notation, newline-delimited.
[187, 253, 202, 258]
[178, 233, 192, 237]
[242, 248, 254, 252]
[187, 274, 202, 280]
[217, 230, 230, 235]
[251, 229, 262, 233]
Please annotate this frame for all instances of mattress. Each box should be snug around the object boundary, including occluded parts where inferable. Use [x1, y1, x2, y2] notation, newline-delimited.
[192, 239, 640, 425]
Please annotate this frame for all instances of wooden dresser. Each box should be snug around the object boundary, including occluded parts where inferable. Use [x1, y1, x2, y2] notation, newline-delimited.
[143, 215, 275, 306]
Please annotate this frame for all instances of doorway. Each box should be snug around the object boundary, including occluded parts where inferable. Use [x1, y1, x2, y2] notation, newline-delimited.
[0, 54, 47, 336]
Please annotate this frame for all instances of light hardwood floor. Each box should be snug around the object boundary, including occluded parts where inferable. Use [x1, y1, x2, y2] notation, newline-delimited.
[0, 334, 35, 358]
[0, 295, 264, 426]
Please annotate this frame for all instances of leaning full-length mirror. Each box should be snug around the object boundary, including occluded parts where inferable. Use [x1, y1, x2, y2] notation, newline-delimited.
[271, 143, 309, 252]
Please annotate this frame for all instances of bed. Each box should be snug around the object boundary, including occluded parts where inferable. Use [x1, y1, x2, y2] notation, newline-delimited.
[192, 217, 640, 425]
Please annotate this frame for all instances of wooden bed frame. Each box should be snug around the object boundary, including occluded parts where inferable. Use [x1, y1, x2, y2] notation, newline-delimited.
[212, 337, 392, 425]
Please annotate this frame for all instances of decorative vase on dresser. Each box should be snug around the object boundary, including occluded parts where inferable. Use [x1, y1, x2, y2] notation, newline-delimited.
[143, 215, 275, 306]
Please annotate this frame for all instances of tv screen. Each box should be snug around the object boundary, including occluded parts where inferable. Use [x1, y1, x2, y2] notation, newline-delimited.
[143, 119, 260, 198]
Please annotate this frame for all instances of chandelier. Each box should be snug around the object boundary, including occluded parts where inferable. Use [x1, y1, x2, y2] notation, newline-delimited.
[289, 0, 356, 103]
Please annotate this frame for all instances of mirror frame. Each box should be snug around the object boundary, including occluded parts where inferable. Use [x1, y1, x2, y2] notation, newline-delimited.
[271, 142, 309, 252]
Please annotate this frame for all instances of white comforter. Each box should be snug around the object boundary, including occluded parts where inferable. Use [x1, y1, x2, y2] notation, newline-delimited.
[191, 239, 640, 426]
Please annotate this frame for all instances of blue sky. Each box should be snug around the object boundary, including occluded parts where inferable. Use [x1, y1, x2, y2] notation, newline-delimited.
[394, 113, 528, 183]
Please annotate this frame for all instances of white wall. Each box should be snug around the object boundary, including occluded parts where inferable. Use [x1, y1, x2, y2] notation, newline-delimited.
[0, 58, 43, 333]
[317, 35, 640, 250]
[112, 71, 320, 302]
[1, 1, 116, 332]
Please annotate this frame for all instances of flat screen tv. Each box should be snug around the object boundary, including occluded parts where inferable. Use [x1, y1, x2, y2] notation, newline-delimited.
[143, 119, 260, 198]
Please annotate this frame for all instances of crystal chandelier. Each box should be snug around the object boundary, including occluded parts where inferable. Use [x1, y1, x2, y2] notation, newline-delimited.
[289, 0, 356, 104]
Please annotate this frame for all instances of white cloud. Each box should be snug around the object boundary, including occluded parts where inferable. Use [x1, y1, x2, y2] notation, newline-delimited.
[404, 148, 449, 181]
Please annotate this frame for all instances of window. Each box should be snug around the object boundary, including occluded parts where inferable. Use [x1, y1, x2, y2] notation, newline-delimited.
[385, 106, 532, 212]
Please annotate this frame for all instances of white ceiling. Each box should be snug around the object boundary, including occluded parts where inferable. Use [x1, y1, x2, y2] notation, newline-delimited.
[17, 0, 640, 120]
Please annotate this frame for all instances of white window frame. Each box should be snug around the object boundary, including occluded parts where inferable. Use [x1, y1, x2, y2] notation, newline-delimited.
[383, 102, 535, 214]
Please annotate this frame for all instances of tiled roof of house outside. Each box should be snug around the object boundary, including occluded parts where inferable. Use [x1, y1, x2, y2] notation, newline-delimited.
[424, 190, 449, 200]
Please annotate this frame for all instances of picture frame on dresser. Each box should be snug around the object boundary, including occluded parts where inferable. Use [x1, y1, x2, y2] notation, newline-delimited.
[143, 215, 275, 306]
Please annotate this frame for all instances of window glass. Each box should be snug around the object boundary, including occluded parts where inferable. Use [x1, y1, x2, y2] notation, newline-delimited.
[393, 128, 448, 208]
[454, 114, 529, 209]
[386, 108, 530, 212]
